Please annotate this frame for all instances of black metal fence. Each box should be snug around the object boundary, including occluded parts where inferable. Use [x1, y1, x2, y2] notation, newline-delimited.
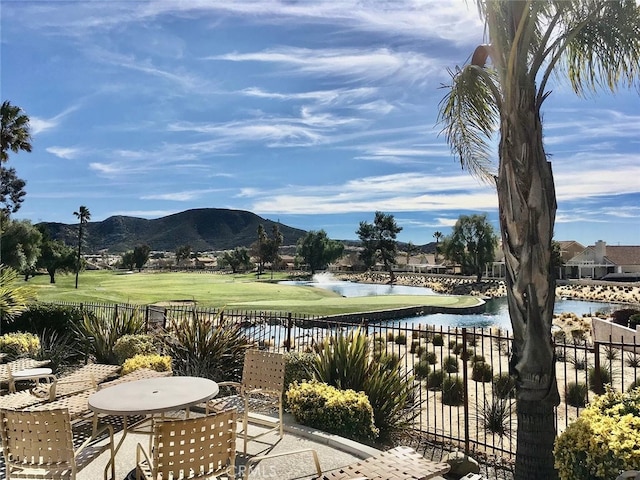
[56, 301, 639, 473]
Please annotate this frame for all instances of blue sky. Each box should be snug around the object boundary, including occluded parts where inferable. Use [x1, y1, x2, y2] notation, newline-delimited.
[2, 1, 639, 247]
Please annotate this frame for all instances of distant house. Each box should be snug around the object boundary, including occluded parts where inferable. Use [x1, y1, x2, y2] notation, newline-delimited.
[565, 240, 640, 280]
[557, 240, 586, 262]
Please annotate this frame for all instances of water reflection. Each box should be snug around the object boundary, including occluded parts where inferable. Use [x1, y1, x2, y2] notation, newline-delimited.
[280, 276, 621, 331]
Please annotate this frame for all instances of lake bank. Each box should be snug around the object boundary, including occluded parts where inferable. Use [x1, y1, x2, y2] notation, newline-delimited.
[335, 272, 640, 305]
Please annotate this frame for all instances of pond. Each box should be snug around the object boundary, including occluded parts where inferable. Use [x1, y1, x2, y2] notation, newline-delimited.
[280, 274, 621, 331]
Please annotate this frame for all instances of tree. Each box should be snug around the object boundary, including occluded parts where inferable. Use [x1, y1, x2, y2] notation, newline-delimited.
[438, 2, 640, 478]
[175, 244, 191, 266]
[252, 224, 283, 278]
[551, 240, 565, 280]
[36, 227, 75, 284]
[1, 219, 42, 276]
[433, 231, 443, 264]
[404, 241, 420, 268]
[440, 214, 497, 282]
[219, 247, 253, 273]
[1, 101, 32, 265]
[132, 244, 151, 272]
[356, 211, 402, 284]
[121, 250, 135, 270]
[73, 206, 90, 289]
[296, 230, 344, 274]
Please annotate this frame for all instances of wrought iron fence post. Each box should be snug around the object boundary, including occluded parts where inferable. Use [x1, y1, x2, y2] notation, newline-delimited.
[286, 312, 293, 352]
[462, 327, 470, 455]
[594, 340, 602, 393]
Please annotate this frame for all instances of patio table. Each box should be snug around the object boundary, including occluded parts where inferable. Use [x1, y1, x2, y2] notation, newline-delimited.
[88, 376, 219, 474]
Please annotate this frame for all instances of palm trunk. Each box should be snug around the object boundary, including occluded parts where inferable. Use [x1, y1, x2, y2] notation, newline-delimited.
[497, 89, 560, 480]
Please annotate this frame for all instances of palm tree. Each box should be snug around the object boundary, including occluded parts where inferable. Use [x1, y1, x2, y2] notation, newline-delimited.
[0, 101, 32, 266]
[433, 231, 443, 264]
[73, 206, 91, 289]
[1, 101, 32, 163]
[439, 2, 640, 479]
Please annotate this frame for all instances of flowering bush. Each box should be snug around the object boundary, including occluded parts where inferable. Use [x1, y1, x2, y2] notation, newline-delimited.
[554, 387, 640, 480]
[113, 334, 158, 364]
[286, 380, 379, 441]
[0, 332, 40, 357]
[121, 354, 172, 375]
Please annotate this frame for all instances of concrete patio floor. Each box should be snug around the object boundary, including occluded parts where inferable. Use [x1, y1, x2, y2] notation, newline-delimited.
[77, 411, 442, 480]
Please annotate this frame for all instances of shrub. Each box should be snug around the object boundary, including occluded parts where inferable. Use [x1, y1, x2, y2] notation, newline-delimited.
[74, 307, 146, 364]
[472, 354, 485, 364]
[121, 354, 172, 375]
[314, 328, 417, 441]
[113, 334, 158, 364]
[627, 379, 640, 393]
[162, 310, 248, 382]
[421, 351, 438, 365]
[443, 355, 459, 374]
[611, 308, 640, 327]
[442, 375, 464, 406]
[36, 329, 83, 371]
[394, 333, 407, 345]
[448, 340, 458, 350]
[472, 362, 493, 383]
[415, 345, 427, 358]
[565, 382, 588, 407]
[286, 380, 378, 441]
[386, 331, 395, 342]
[554, 387, 640, 480]
[9, 303, 85, 336]
[460, 348, 475, 362]
[588, 366, 612, 394]
[478, 397, 512, 438]
[492, 373, 516, 399]
[569, 354, 588, 371]
[409, 340, 420, 354]
[413, 360, 431, 380]
[625, 353, 640, 368]
[426, 369, 444, 390]
[284, 351, 316, 391]
[0, 332, 40, 358]
[603, 345, 619, 361]
[431, 334, 444, 346]
[629, 314, 640, 329]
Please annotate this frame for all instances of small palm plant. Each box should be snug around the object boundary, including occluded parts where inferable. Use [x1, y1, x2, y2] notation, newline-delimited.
[0, 265, 35, 334]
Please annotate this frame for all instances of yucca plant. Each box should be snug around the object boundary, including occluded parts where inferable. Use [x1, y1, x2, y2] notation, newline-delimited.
[314, 327, 418, 441]
[162, 309, 248, 382]
[478, 397, 513, 438]
[565, 382, 588, 408]
[73, 306, 146, 364]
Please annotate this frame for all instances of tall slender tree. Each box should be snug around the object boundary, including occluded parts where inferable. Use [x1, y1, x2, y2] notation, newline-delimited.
[439, 2, 640, 478]
[0, 101, 32, 266]
[433, 231, 443, 264]
[73, 206, 91, 289]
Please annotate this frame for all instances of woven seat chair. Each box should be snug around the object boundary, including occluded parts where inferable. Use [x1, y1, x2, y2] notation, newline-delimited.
[206, 349, 285, 453]
[618, 472, 640, 480]
[31, 363, 121, 401]
[0, 407, 115, 480]
[0, 358, 51, 394]
[244, 446, 451, 480]
[136, 408, 237, 480]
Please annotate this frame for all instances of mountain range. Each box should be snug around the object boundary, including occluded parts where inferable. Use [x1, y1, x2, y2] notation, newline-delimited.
[38, 208, 308, 253]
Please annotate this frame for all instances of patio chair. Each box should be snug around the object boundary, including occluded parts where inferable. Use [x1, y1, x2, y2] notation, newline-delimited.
[617, 472, 640, 480]
[0, 358, 51, 393]
[205, 349, 285, 453]
[244, 445, 451, 480]
[135, 408, 237, 480]
[30, 363, 121, 400]
[0, 407, 115, 480]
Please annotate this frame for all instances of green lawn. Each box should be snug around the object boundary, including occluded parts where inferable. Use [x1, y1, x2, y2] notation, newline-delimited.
[28, 270, 481, 316]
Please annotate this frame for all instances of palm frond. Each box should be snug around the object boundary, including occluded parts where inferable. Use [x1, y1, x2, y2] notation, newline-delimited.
[0, 265, 35, 321]
[564, 0, 640, 95]
[438, 65, 500, 182]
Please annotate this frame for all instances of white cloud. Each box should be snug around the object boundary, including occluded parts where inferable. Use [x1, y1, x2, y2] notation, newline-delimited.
[30, 105, 79, 135]
[141, 189, 224, 201]
[46, 147, 82, 159]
